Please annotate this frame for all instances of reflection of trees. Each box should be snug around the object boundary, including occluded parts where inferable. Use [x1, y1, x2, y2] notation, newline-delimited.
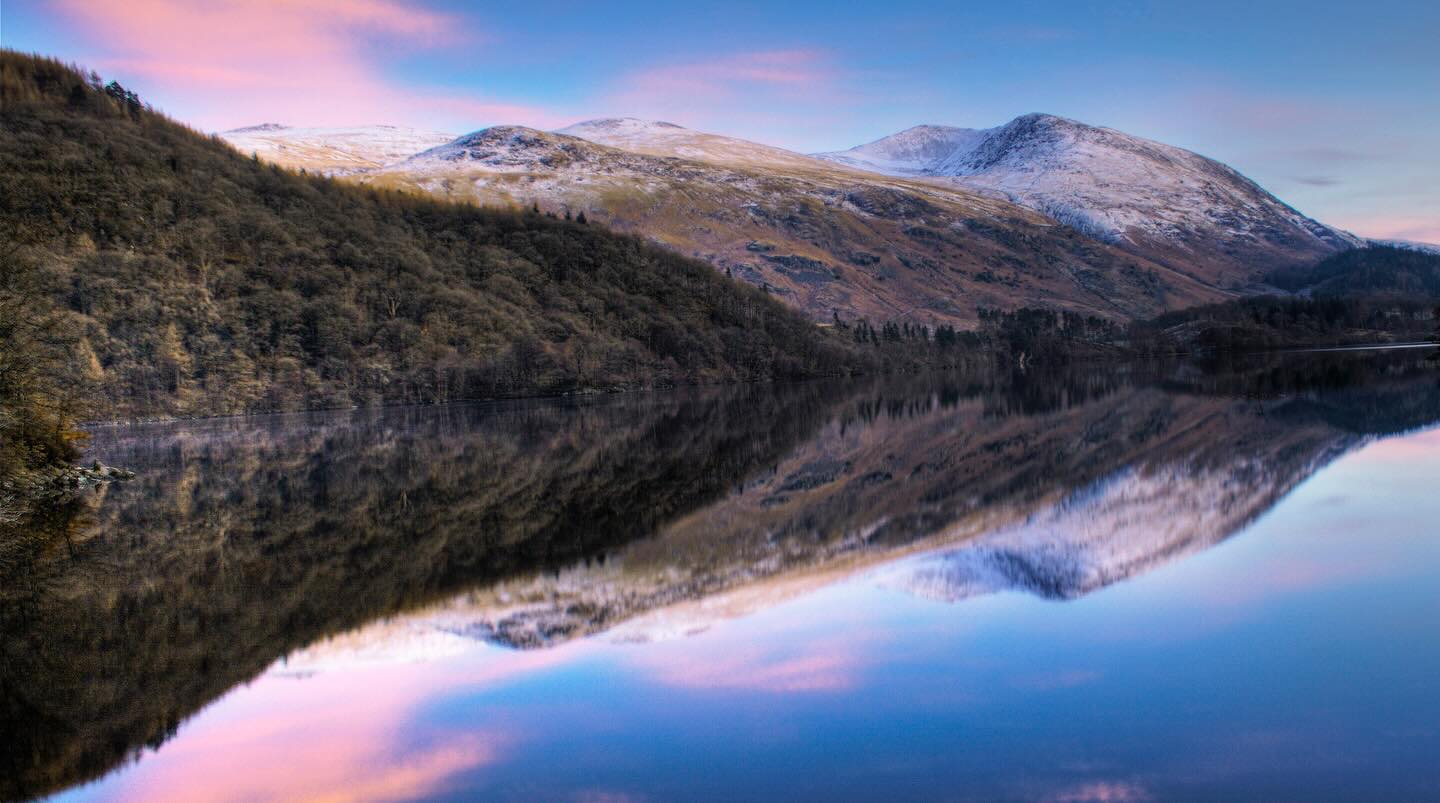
[0, 385, 840, 801]
[2, 352, 1438, 801]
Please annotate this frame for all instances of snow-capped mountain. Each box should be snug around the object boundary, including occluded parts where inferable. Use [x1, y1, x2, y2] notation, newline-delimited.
[816, 114, 1362, 287]
[220, 123, 453, 175]
[817, 124, 987, 176]
[216, 113, 1372, 321]
[368, 124, 1223, 324]
[556, 117, 844, 173]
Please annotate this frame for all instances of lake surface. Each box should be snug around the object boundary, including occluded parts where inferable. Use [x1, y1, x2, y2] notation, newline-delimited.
[4, 349, 1440, 802]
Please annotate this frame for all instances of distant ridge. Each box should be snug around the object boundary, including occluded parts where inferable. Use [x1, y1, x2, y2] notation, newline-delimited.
[219, 123, 454, 174]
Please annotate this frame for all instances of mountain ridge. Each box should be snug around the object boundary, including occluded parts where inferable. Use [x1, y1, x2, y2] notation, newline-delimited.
[357, 121, 1227, 325]
[816, 113, 1362, 288]
[216, 111, 1375, 323]
[220, 123, 454, 174]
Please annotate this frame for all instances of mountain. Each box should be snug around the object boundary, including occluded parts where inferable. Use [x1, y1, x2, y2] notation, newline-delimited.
[815, 114, 1361, 288]
[211, 112, 1373, 324]
[556, 117, 832, 172]
[359, 123, 1224, 325]
[0, 52, 860, 420]
[219, 123, 453, 174]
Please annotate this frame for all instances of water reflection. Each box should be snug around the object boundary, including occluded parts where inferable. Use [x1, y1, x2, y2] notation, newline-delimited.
[3, 349, 1438, 801]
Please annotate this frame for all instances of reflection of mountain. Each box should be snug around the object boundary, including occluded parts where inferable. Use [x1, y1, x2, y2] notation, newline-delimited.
[1, 351, 1437, 800]
[876, 452, 1353, 604]
[437, 383, 1372, 648]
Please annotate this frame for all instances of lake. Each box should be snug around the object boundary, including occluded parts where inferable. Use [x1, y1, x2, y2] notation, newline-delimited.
[5, 349, 1440, 802]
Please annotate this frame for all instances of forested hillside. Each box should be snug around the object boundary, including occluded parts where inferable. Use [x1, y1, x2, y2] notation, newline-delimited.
[1268, 245, 1440, 298]
[0, 52, 864, 422]
[1114, 246, 1440, 353]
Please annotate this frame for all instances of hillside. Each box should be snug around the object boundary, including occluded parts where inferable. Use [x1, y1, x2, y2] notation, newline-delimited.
[0, 52, 865, 421]
[816, 114, 1360, 288]
[359, 123, 1224, 326]
[1268, 244, 1440, 297]
[556, 116, 839, 173]
[1119, 246, 1440, 353]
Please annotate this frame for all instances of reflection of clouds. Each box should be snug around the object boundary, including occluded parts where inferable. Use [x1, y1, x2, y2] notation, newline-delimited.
[638, 644, 859, 692]
[1045, 780, 1152, 802]
[295, 736, 498, 803]
[618, 587, 892, 693]
[102, 660, 512, 803]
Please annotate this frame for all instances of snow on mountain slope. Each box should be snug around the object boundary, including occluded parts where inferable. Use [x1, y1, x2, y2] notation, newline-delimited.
[367, 125, 1226, 325]
[817, 114, 1362, 287]
[555, 117, 846, 173]
[816, 124, 986, 175]
[220, 123, 454, 174]
[874, 444, 1352, 603]
[313, 376, 1369, 651]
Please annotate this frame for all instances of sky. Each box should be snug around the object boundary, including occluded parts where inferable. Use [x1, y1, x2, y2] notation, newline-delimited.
[5, 0, 1438, 242]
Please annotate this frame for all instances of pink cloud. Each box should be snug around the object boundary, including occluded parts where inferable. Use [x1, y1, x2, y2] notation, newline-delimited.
[1188, 89, 1338, 131]
[104, 663, 508, 803]
[629, 636, 862, 693]
[1329, 214, 1440, 245]
[621, 50, 837, 98]
[49, 0, 562, 132]
[601, 49, 858, 142]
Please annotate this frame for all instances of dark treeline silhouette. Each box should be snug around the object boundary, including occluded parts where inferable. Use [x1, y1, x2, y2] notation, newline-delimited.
[1127, 295, 1436, 354]
[835, 306, 1124, 366]
[1122, 246, 1440, 354]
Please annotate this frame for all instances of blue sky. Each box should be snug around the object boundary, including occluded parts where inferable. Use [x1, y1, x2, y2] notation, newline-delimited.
[6, 0, 1438, 241]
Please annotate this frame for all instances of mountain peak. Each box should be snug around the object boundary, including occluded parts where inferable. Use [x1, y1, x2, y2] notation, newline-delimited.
[815, 124, 983, 174]
[399, 125, 604, 174]
[814, 114, 1359, 282]
[559, 117, 686, 133]
[450, 124, 554, 143]
[224, 122, 289, 134]
[1008, 112, 1078, 127]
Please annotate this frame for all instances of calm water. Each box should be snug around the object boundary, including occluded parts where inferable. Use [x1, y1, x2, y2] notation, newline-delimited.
[4, 350, 1440, 802]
